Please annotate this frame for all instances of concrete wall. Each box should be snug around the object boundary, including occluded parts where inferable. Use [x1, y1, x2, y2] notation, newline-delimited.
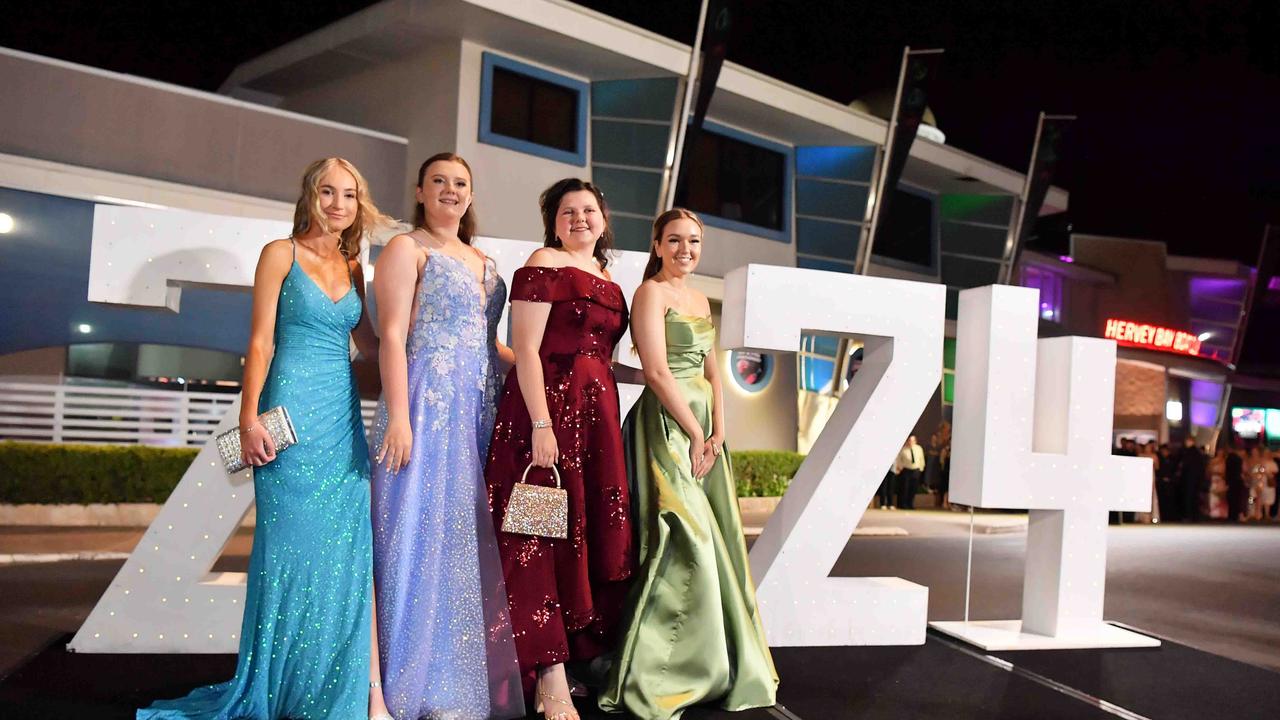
[0, 50, 406, 208]
[455, 41, 592, 242]
[1073, 235, 1176, 327]
[279, 42, 462, 219]
[698, 225, 796, 279]
[709, 306, 798, 452]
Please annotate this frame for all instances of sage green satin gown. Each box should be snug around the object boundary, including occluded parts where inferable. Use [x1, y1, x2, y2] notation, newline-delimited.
[600, 310, 777, 720]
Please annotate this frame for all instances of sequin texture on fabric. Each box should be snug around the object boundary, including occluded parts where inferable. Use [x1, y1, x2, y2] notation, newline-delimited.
[369, 252, 523, 720]
[140, 253, 372, 719]
[485, 266, 634, 700]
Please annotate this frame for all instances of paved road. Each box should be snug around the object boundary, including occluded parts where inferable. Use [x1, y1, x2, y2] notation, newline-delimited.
[3, 517, 1278, 679]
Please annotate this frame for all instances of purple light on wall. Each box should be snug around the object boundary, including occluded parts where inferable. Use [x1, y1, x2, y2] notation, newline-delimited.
[1188, 379, 1223, 427]
[1058, 255, 1074, 263]
[1188, 276, 1247, 301]
[1190, 401, 1218, 427]
[1269, 276, 1280, 291]
[1190, 379, 1222, 402]
[1021, 265, 1063, 322]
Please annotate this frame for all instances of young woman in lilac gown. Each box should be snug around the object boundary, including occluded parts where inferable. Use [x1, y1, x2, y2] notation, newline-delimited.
[139, 158, 387, 719]
[368, 153, 523, 720]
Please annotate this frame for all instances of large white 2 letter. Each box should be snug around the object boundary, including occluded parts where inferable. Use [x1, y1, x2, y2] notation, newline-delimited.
[721, 264, 943, 645]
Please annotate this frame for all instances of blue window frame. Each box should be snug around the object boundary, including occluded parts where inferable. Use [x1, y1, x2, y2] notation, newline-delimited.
[479, 53, 588, 166]
[676, 120, 794, 243]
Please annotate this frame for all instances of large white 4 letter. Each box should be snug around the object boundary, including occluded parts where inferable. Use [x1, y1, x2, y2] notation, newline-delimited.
[937, 284, 1156, 649]
[721, 264, 943, 645]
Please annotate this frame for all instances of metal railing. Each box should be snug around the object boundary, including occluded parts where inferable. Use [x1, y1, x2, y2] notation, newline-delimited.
[0, 380, 378, 447]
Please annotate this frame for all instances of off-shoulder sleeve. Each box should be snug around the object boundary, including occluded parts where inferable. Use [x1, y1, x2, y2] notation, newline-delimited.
[510, 266, 561, 304]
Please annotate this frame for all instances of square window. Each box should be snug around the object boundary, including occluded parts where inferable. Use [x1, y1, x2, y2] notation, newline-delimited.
[480, 54, 587, 166]
[872, 186, 938, 272]
[674, 122, 792, 242]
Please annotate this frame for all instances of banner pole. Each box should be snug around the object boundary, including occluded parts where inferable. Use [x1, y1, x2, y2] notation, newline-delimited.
[964, 504, 975, 622]
[855, 46, 910, 275]
[659, 0, 711, 212]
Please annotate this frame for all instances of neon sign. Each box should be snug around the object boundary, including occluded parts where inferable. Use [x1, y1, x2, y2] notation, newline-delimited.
[1103, 318, 1201, 356]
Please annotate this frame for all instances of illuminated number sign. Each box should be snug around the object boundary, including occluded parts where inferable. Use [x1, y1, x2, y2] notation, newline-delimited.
[1102, 318, 1202, 356]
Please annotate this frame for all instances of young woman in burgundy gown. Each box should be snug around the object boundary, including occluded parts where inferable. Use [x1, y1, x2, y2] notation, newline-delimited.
[486, 178, 633, 720]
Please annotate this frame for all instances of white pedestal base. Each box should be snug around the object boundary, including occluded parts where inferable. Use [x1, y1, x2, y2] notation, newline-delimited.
[929, 619, 1160, 650]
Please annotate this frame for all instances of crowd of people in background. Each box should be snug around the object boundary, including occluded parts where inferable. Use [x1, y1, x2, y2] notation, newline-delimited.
[1116, 436, 1279, 523]
[879, 422, 952, 510]
[876, 422, 1279, 523]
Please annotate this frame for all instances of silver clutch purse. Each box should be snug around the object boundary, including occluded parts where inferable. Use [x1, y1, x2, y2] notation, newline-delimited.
[501, 463, 568, 539]
[215, 406, 298, 474]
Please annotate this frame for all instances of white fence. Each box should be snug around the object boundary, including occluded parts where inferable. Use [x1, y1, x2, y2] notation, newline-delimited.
[0, 381, 378, 447]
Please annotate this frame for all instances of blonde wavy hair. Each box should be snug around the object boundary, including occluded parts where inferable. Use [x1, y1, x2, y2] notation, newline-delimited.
[290, 157, 391, 258]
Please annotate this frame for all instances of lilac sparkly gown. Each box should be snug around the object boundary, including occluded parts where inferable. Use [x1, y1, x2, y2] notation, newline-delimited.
[370, 251, 523, 720]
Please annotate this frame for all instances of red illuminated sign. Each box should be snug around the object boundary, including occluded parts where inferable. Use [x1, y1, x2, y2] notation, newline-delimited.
[1103, 318, 1201, 356]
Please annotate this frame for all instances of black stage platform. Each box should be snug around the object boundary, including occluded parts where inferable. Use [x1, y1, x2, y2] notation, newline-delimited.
[2, 627, 1276, 719]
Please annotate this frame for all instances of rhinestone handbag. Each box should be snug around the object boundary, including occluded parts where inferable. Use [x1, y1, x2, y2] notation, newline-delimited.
[501, 463, 568, 539]
[215, 406, 298, 474]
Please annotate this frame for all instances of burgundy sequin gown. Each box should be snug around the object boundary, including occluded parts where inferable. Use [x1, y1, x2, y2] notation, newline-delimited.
[486, 266, 633, 698]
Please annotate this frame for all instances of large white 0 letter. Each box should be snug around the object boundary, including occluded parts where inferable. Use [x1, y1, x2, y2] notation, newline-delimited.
[932, 284, 1158, 649]
[721, 264, 943, 645]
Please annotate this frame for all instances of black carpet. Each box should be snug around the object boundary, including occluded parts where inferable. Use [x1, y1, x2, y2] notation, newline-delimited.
[2, 630, 1275, 719]
[987, 627, 1280, 720]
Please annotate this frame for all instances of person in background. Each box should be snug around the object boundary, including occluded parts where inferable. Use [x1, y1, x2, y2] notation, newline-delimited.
[1136, 440, 1161, 524]
[1271, 448, 1280, 521]
[894, 435, 925, 510]
[1156, 443, 1177, 521]
[878, 469, 896, 510]
[1207, 447, 1228, 520]
[1224, 444, 1246, 523]
[1247, 446, 1277, 522]
[1111, 438, 1137, 524]
[1174, 436, 1206, 523]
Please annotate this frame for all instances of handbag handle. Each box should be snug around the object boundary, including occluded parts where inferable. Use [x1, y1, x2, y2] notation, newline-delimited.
[519, 463, 562, 490]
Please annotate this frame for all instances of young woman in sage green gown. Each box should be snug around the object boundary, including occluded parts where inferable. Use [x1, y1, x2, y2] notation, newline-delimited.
[600, 209, 777, 720]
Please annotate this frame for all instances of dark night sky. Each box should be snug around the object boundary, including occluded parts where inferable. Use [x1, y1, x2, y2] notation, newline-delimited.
[4, 0, 1277, 263]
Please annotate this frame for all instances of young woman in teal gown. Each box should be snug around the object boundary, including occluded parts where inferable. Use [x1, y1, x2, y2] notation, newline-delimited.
[599, 208, 778, 720]
[139, 158, 388, 719]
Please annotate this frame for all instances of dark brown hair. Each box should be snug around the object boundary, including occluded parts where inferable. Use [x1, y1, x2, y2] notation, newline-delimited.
[643, 207, 704, 281]
[413, 152, 477, 245]
[538, 178, 614, 270]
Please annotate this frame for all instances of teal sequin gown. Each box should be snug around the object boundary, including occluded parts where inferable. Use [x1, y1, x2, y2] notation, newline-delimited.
[140, 252, 373, 719]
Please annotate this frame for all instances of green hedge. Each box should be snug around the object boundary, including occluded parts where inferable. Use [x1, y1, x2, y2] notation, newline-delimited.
[731, 450, 805, 497]
[0, 442, 804, 504]
[0, 441, 198, 504]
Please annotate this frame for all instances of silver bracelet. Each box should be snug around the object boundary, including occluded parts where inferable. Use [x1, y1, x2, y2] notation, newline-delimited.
[531, 419, 552, 429]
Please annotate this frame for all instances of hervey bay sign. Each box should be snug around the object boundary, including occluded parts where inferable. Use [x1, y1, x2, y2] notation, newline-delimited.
[1103, 318, 1202, 356]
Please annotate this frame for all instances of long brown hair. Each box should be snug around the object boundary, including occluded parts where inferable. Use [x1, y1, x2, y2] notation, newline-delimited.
[291, 157, 389, 258]
[413, 152, 478, 245]
[538, 178, 614, 270]
[643, 207, 704, 281]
